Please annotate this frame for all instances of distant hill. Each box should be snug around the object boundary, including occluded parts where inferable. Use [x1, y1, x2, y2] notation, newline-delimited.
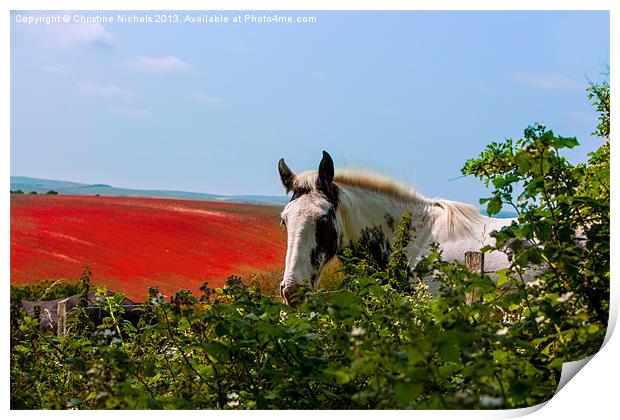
[11, 176, 289, 206]
[482, 209, 518, 219]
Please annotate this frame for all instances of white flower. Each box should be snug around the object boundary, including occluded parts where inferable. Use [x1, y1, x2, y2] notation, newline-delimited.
[526, 279, 542, 288]
[557, 292, 574, 303]
[279, 310, 288, 323]
[351, 326, 366, 337]
[496, 327, 509, 336]
[227, 392, 240, 407]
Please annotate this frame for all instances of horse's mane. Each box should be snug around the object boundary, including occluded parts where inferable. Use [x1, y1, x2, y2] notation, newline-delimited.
[294, 168, 485, 236]
[294, 168, 423, 203]
[431, 198, 486, 236]
[334, 168, 424, 203]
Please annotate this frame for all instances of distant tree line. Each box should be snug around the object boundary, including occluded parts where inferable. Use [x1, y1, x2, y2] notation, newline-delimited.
[10, 190, 58, 195]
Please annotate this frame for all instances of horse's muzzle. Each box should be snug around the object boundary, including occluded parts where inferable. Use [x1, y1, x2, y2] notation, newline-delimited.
[280, 283, 300, 306]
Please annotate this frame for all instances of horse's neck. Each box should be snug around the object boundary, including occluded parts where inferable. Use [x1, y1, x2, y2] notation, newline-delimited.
[336, 184, 514, 270]
[336, 185, 435, 260]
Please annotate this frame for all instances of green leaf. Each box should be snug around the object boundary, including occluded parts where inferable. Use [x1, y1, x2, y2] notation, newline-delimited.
[487, 196, 503, 216]
[438, 343, 460, 362]
[551, 136, 579, 149]
[492, 350, 508, 362]
[202, 341, 230, 362]
[492, 177, 506, 188]
[329, 368, 353, 384]
[13, 344, 31, 353]
[394, 381, 424, 405]
[496, 268, 512, 287]
[515, 152, 532, 174]
[178, 316, 190, 331]
[480, 245, 494, 253]
[67, 398, 83, 408]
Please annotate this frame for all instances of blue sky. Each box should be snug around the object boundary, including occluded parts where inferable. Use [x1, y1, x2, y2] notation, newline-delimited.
[11, 11, 609, 203]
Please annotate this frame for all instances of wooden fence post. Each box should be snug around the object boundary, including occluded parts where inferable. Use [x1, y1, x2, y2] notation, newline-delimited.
[57, 298, 70, 336]
[465, 251, 484, 275]
[465, 251, 484, 305]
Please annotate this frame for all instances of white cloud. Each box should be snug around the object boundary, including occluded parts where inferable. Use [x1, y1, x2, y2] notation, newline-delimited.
[191, 93, 221, 105]
[512, 72, 584, 91]
[125, 56, 194, 74]
[74, 82, 133, 98]
[15, 18, 116, 50]
[54, 22, 116, 49]
[109, 108, 151, 118]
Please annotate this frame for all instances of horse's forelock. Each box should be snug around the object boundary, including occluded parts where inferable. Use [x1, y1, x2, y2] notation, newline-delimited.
[289, 170, 339, 208]
[292, 171, 320, 191]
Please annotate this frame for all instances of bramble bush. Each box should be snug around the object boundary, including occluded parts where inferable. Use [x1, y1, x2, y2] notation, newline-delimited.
[10, 81, 609, 409]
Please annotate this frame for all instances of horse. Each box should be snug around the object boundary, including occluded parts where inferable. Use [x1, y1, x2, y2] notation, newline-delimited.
[277, 151, 516, 305]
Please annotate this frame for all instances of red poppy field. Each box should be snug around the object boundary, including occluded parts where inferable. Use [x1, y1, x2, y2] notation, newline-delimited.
[10, 195, 287, 301]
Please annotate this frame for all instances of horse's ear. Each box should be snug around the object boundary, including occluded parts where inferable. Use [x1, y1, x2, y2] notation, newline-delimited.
[278, 158, 296, 193]
[318, 150, 334, 189]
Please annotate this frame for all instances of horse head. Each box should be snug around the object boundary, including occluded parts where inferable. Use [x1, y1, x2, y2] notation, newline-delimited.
[277, 151, 341, 305]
